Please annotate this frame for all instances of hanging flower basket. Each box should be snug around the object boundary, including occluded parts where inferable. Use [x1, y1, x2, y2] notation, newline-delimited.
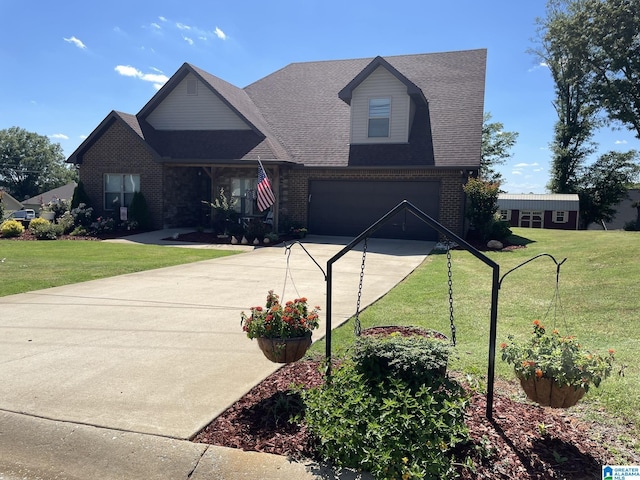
[518, 376, 586, 408]
[257, 333, 312, 363]
[241, 291, 320, 364]
[501, 320, 615, 409]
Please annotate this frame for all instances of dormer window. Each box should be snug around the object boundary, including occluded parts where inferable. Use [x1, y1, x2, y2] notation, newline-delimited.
[368, 98, 390, 137]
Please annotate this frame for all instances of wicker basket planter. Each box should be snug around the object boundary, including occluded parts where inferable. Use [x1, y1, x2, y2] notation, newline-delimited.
[518, 376, 586, 408]
[257, 334, 312, 364]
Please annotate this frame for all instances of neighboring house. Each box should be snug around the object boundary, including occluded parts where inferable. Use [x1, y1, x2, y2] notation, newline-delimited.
[497, 194, 580, 230]
[66, 49, 487, 240]
[22, 182, 77, 214]
[0, 190, 24, 217]
[588, 188, 640, 230]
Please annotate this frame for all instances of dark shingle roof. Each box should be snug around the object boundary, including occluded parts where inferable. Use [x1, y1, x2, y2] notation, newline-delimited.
[68, 50, 486, 169]
[245, 49, 486, 167]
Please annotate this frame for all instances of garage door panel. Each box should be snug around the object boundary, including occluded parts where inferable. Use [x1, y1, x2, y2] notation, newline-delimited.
[308, 180, 440, 240]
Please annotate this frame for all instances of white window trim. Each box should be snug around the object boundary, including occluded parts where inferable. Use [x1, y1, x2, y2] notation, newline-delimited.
[367, 97, 391, 138]
[499, 209, 510, 222]
[104, 173, 140, 210]
[553, 210, 568, 223]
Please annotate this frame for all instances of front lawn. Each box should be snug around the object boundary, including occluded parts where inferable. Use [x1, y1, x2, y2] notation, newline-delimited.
[310, 228, 640, 458]
[0, 239, 240, 297]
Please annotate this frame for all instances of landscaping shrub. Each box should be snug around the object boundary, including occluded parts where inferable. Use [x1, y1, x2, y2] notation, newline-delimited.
[0, 219, 24, 237]
[128, 191, 152, 230]
[57, 211, 75, 234]
[302, 347, 469, 479]
[70, 181, 91, 209]
[71, 203, 94, 228]
[29, 218, 63, 240]
[350, 333, 451, 390]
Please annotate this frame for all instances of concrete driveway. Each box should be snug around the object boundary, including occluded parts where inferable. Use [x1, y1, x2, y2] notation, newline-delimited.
[0, 233, 433, 478]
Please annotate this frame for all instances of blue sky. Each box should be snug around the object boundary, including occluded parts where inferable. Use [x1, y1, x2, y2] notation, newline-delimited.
[1, 0, 638, 193]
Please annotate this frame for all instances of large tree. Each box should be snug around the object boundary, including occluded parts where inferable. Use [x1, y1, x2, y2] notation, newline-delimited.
[577, 150, 640, 227]
[481, 112, 519, 183]
[533, 0, 601, 193]
[0, 126, 77, 200]
[584, 0, 640, 138]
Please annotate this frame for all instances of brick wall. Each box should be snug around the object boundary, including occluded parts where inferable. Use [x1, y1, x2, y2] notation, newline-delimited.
[78, 120, 164, 229]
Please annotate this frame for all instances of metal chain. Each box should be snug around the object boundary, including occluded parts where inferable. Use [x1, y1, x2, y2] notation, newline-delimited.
[354, 238, 368, 336]
[446, 241, 457, 346]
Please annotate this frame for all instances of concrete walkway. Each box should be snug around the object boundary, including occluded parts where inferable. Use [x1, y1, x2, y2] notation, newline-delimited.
[0, 231, 433, 479]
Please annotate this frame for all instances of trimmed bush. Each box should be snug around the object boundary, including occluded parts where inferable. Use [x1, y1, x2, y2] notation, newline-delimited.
[302, 360, 469, 479]
[351, 333, 451, 389]
[1, 219, 25, 237]
[128, 191, 152, 230]
[71, 181, 91, 209]
[29, 218, 63, 240]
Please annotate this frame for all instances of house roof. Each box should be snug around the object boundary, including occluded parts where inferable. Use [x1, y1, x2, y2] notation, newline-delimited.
[22, 182, 78, 210]
[245, 49, 486, 167]
[68, 49, 486, 169]
[498, 193, 580, 211]
[0, 190, 24, 212]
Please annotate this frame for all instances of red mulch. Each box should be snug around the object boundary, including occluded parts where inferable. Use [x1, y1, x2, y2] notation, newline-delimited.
[194, 357, 638, 479]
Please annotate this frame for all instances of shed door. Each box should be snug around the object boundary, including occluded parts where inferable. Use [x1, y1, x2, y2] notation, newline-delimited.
[308, 180, 440, 240]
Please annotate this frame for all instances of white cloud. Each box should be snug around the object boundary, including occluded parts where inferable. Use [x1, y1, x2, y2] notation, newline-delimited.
[50, 133, 69, 140]
[512, 171, 523, 175]
[64, 36, 86, 49]
[114, 65, 169, 89]
[158, 16, 167, 22]
[214, 27, 226, 40]
[177, 22, 191, 30]
[183, 36, 194, 45]
[615, 140, 628, 145]
[151, 22, 161, 29]
[79, 135, 88, 140]
[114, 65, 141, 78]
[514, 162, 539, 168]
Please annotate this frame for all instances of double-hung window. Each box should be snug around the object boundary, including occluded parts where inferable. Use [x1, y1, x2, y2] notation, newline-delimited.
[230, 178, 259, 217]
[368, 98, 391, 137]
[104, 174, 140, 210]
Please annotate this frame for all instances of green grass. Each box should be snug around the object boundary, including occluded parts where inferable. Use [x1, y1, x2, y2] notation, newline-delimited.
[0, 240, 240, 297]
[309, 228, 640, 455]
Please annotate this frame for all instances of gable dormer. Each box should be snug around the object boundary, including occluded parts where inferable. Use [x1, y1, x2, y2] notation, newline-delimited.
[339, 56, 428, 145]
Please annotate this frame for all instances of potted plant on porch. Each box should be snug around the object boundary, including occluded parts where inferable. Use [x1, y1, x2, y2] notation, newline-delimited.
[501, 320, 615, 408]
[241, 290, 320, 363]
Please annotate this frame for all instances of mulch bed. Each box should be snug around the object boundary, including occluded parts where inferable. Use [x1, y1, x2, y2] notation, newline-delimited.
[195, 358, 638, 479]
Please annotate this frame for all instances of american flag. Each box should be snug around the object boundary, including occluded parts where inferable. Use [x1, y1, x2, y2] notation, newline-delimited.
[257, 161, 275, 212]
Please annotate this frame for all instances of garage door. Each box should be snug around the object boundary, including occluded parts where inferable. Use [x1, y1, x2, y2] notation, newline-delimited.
[308, 180, 440, 240]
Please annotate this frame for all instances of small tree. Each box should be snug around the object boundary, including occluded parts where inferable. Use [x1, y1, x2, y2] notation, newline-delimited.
[463, 178, 509, 242]
[71, 181, 91, 209]
[128, 191, 152, 230]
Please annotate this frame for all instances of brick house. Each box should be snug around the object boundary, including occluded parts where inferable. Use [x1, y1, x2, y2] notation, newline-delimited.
[67, 49, 486, 240]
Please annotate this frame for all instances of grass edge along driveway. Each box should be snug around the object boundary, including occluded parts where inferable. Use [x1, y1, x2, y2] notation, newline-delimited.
[0, 240, 241, 297]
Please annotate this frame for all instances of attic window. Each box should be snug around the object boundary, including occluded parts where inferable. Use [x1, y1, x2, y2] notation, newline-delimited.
[186, 78, 198, 95]
[368, 98, 390, 137]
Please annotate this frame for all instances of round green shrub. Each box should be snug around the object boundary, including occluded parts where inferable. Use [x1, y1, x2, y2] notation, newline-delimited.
[29, 218, 62, 240]
[1, 219, 25, 237]
[302, 361, 469, 479]
[29, 217, 50, 231]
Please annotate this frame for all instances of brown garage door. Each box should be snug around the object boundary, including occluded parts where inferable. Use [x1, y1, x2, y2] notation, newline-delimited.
[308, 180, 440, 240]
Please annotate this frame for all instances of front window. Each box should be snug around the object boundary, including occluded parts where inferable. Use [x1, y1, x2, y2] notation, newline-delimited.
[368, 98, 390, 137]
[104, 174, 140, 210]
[499, 209, 509, 222]
[231, 178, 259, 217]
